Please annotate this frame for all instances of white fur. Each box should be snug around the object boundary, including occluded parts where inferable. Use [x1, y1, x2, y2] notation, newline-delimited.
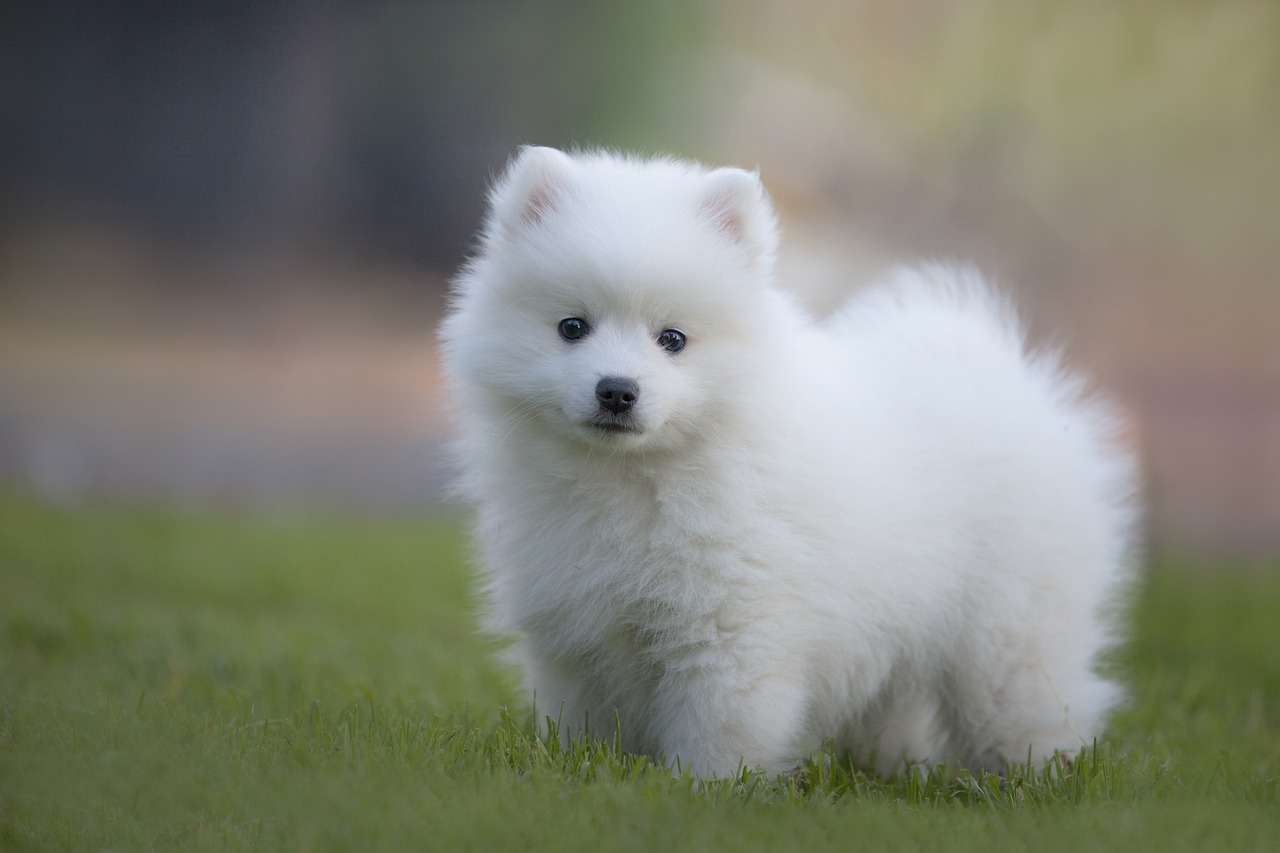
[440, 147, 1139, 778]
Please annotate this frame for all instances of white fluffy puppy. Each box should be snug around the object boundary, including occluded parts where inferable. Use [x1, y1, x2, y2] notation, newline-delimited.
[440, 146, 1138, 778]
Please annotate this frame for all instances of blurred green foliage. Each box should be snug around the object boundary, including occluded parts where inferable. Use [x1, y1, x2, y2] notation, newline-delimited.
[726, 0, 1279, 268]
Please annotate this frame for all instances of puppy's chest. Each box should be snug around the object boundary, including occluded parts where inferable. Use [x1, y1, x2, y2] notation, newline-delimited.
[528, 520, 731, 612]
[509, 489, 743, 629]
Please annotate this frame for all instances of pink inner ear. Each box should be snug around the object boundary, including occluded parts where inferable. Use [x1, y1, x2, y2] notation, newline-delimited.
[523, 180, 558, 225]
[701, 193, 748, 245]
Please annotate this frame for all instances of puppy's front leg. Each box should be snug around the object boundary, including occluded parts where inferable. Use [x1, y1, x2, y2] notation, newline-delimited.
[652, 659, 809, 779]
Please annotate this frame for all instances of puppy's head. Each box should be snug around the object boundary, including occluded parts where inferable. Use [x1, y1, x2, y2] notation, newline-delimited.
[443, 147, 785, 452]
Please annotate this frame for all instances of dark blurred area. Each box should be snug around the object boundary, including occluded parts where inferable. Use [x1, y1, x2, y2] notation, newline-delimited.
[1, 1, 693, 266]
[1, 1, 1277, 558]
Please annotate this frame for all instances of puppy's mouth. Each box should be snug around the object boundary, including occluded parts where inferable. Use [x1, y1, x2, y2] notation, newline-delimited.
[587, 417, 644, 436]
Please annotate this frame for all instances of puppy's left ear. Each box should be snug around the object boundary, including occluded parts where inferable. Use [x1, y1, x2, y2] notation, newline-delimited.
[699, 167, 779, 267]
[489, 146, 575, 238]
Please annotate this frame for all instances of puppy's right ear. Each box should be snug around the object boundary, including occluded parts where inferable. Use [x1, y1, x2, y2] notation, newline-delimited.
[698, 166, 779, 268]
[489, 146, 574, 237]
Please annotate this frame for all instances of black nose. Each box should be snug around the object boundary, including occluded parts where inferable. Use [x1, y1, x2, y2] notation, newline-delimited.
[596, 376, 640, 414]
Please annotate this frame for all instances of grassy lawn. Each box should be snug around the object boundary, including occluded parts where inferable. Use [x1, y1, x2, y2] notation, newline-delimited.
[2, 492, 1278, 850]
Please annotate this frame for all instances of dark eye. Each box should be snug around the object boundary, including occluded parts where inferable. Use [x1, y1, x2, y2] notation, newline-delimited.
[558, 317, 589, 341]
[656, 328, 686, 354]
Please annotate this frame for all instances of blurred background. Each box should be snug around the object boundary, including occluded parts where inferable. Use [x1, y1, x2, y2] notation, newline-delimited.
[1, 0, 1276, 559]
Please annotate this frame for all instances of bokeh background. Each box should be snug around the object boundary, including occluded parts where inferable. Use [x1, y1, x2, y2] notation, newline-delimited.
[1, 1, 1276, 559]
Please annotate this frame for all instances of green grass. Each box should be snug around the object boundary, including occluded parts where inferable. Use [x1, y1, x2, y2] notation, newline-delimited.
[2, 493, 1278, 850]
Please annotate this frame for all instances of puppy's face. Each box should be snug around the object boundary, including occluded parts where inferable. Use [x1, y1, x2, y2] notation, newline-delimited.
[547, 313, 681, 439]
[444, 147, 781, 452]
